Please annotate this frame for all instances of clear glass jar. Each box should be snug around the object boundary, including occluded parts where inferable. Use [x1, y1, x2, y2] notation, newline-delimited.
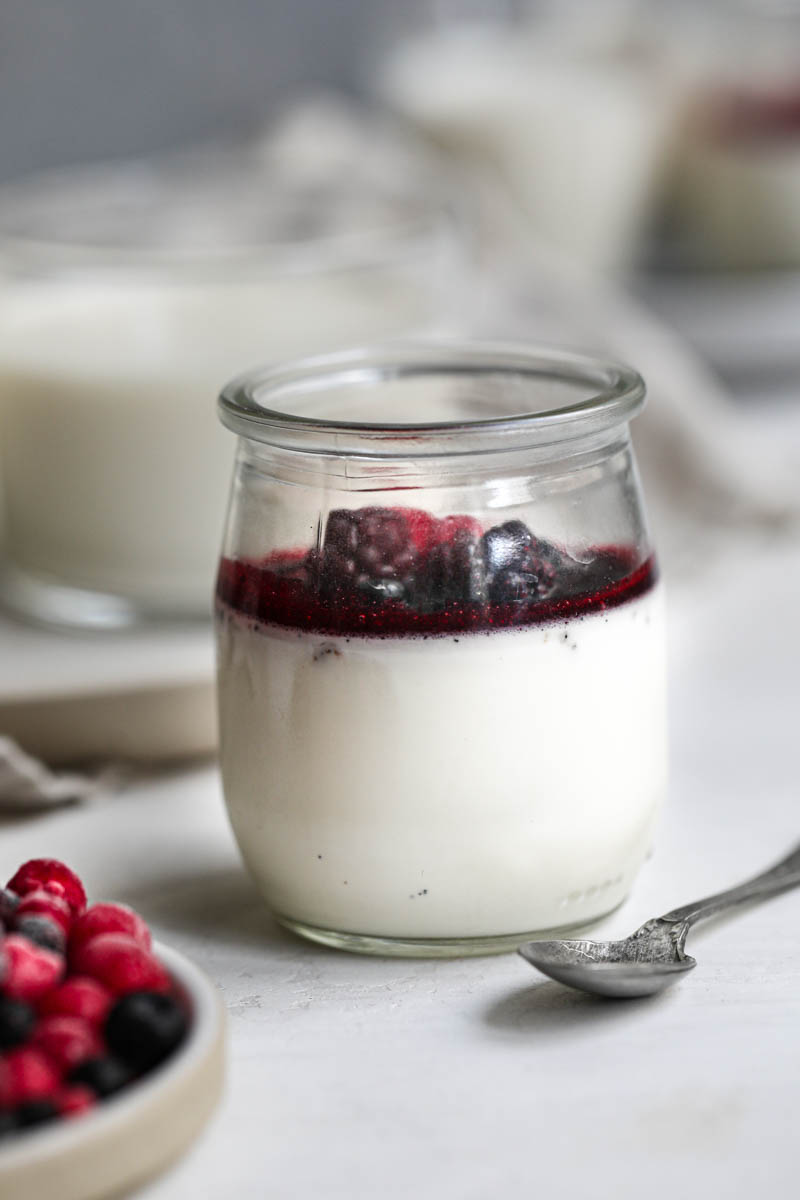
[0, 153, 457, 629]
[215, 342, 667, 956]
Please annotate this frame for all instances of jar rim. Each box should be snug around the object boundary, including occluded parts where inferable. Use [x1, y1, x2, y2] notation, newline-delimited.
[218, 341, 646, 458]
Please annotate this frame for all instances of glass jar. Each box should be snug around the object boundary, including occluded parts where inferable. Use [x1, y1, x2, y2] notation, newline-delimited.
[0, 153, 457, 629]
[215, 342, 667, 956]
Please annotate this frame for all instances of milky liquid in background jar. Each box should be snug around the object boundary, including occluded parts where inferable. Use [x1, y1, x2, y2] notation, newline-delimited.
[0, 131, 458, 626]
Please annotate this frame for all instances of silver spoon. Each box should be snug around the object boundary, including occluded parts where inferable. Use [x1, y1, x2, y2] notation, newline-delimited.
[518, 841, 800, 999]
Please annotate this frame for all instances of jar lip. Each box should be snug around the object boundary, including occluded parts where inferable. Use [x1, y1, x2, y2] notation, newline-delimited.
[218, 341, 646, 455]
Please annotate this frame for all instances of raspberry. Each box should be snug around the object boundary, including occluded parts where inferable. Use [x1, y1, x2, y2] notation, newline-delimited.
[16, 889, 73, 935]
[70, 903, 151, 962]
[0, 1048, 60, 1108]
[106, 991, 187, 1072]
[1, 935, 64, 1002]
[33, 1016, 104, 1073]
[71, 934, 170, 996]
[56, 1085, 95, 1118]
[38, 977, 112, 1027]
[7, 860, 86, 918]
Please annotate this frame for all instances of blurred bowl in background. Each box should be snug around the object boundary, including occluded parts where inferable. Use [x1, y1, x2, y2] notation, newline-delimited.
[0, 102, 463, 631]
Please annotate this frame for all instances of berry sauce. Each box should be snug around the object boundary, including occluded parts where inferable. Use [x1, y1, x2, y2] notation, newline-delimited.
[216, 506, 657, 638]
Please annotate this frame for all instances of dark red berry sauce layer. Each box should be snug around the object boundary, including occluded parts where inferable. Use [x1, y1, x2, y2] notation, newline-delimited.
[216, 506, 658, 638]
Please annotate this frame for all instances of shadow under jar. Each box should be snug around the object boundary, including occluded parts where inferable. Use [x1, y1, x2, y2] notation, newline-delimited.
[215, 343, 667, 956]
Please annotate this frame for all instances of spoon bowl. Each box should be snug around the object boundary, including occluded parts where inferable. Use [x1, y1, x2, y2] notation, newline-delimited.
[518, 937, 696, 999]
[517, 841, 800, 1000]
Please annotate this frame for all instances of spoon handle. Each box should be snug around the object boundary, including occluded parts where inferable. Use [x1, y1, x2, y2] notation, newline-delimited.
[659, 841, 800, 930]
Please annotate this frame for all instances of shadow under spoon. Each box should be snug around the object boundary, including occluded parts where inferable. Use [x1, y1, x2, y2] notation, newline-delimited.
[518, 841, 800, 999]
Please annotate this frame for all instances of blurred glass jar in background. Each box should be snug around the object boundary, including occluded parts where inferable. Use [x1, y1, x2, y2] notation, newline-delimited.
[0, 131, 460, 629]
[373, 0, 686, 274]
[663, 0, 800, 269]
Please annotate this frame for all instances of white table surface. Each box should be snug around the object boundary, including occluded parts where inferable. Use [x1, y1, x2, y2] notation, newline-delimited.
[2, 537, 799, 1200]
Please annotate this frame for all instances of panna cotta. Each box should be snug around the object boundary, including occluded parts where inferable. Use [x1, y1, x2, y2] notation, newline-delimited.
[216, 505, 667, 951]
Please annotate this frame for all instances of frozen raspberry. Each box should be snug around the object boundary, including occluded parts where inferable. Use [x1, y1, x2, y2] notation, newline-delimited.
[70, 903, 151, 962]
[14, 915, 66, 955]
[1, 935, 64, 1002]
[56, 1085, 95, 1118]
[106, 991, 188, 1072]
[38, 977, 112, 1027]
[33, 1016, 104, 1073]
[71, 934, 170, 996]
[7, 860, 86, 917]
[68, 1056, 131, 1099]
[318, 507, 435, 604]
[0, 1047, 60, 1108]
[15, 888, 73, 935]
[0, 995, 36, 1050]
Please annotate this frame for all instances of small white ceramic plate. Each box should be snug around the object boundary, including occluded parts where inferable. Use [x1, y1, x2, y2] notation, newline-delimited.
[0, 942, 226, 1200]
[0, 612, 216, 764]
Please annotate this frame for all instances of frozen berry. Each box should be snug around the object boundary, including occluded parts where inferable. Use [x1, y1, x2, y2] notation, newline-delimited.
[33, 1016, 104, 1073]
[15, 888, 73, 935]
[7, 860, 86, 917]
[0, 1110, 17, 1138]
[106, 991, 188, 1072]
[71, 934, 170, 996]
[479, 520, 561, 607]
[0, 1048, 60, 1108]
[0, 888, 19, 926]
[15, 915, 67, 955]
[68, 1056, 131, 1099]
[70, 903, 151, 962]
[0, 995, 36, 1050]
[15, 1099, 58, 1129]
[424, 515, 483, 607]
[318, 507, 432, 604]
[38, 977, 112, 1027]
[56, 1085, 95, 1118]
[1, 935, 64, 1002]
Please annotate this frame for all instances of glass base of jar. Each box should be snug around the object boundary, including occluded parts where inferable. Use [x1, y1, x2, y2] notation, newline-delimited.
[275, 903, 626, 958]
[0, 559, 210, 632]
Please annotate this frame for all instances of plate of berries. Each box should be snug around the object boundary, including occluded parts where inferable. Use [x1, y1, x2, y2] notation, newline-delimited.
[0, 859, 225, 1200]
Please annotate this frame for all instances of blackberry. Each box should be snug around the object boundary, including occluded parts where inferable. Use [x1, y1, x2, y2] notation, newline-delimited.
[0, 996, 36, 1050]
[318, 508, 421, 604]
[14, 915, 66, 955]
[68, 1055, 131, 1098]
[106, 991, 188, 1073]
[424, 520, 482, 608]
[478, 520, 561, 606]
[15, 1100, 57, 1129]
[0, 888, 19, 926]
[0, 1111, 17, 1139]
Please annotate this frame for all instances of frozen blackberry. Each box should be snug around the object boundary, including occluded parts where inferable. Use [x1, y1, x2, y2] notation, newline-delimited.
[106, 991, 188, 1072]
[15, 915, 66, 955]
[68, 1055, 132, 1098]
[0, 887, 19, 926]
[423, 516, 483, 608]
[0, 995, 36, 1050]
[318, 507, 427, 605]
[15, 1100, 58, 1129]
[479, 520, 561, 606]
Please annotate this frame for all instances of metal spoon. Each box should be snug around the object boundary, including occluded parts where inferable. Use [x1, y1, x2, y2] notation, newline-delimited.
[518, 841, 800, 999]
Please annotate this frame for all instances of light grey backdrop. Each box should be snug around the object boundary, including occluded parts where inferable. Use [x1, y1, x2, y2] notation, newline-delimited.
[0, 0, 384, 182]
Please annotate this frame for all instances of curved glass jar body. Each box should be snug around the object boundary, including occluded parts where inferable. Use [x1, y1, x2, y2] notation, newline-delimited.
[215, 343, 667, 955]
[0, 155, 456, 629]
